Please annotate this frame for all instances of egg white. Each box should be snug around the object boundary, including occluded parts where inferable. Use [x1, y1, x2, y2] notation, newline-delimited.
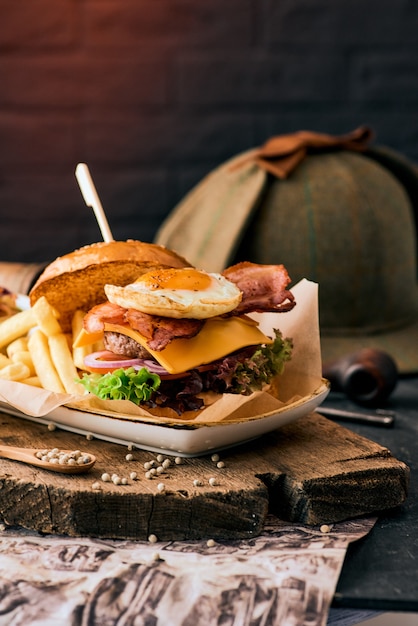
[104, 269, 242, 319]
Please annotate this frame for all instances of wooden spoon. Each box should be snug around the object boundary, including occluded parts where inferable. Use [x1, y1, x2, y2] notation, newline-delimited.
[0, 444, 96, 474]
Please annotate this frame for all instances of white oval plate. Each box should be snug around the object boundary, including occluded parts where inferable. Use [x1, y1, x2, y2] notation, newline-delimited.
[0, 380, 329, 457]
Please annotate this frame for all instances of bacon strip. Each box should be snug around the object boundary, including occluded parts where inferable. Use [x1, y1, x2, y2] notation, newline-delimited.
[83, 302, 203, 351]
[84, 302, 127, 334]
[126, 309, 203, 351]
[222, 261, 296, 314]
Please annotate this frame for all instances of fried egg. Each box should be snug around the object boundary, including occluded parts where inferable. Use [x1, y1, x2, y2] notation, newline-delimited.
[104, 267, 243, 319]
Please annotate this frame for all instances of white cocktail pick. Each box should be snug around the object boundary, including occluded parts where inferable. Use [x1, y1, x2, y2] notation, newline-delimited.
[75, 163, 114, 242]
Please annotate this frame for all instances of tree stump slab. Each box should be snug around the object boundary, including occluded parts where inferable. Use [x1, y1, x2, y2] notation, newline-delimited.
[0, 410, 409, 540]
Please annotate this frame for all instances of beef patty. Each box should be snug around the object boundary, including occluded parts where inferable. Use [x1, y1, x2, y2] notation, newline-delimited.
[103, 331, 152, 359]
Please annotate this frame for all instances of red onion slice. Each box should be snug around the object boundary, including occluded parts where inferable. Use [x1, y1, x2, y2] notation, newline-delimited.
[140, 359, 173, 375]
[83, 351, 172, 376]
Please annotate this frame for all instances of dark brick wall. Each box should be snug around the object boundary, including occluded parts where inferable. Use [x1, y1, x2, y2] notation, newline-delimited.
[1, 0, 417, 263]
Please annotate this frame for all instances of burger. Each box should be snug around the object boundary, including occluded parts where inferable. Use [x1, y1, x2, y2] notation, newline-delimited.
[0, 286, 26, 319]
[30, 241, 296, 414]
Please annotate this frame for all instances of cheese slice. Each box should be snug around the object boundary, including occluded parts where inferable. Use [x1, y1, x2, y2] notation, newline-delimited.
[74, 316, 271, 374]
[73, 328, 104, 348]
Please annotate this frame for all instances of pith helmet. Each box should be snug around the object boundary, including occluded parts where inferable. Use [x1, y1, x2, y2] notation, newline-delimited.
[155, 129, 418, 373]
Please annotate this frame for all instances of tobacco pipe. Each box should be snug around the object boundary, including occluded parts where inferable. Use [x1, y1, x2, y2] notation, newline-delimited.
[322, 348, 398, 407]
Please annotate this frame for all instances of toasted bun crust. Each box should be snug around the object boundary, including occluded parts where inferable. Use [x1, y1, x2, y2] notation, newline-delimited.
[29, 240, 191, 332]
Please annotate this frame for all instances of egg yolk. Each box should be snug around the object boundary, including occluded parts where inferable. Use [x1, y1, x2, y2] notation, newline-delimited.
[136, 268, 213, 291]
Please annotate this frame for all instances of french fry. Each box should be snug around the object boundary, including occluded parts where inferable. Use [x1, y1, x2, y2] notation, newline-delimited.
[0, 308, 36, 350]
[32, 296, 62, 336]
[6, 337, 29, 358]
[0, 362, 31, 381]
[10, 350, 36, 377]
[28, 329, 65, 393]
[76, 338, 106, 372]
[71, 309, 85, 340]
[21, 376, 42, 387]
[0, 299, 90, 395]
[0, 353, 11, 369]
[48, 333, 83, 395]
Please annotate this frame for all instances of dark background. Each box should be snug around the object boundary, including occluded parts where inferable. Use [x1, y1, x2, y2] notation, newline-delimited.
[1, 0, 417, 263]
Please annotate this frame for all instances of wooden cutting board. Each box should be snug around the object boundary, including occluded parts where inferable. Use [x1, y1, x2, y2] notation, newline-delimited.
[0, 410, 409, 541]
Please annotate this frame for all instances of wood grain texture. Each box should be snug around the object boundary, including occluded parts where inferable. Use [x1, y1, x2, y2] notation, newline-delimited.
[0, 410, 409, 540]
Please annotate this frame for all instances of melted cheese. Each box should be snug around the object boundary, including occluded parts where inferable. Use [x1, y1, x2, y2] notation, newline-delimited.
[74, 316, 271, 374]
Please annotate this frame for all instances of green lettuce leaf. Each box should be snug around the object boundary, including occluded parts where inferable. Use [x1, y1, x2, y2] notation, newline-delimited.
[78, 367, 161, 405]
[220, 329, 293, 395]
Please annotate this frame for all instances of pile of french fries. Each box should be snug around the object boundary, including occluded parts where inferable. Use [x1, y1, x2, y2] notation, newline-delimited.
[0, 297, 98, 395]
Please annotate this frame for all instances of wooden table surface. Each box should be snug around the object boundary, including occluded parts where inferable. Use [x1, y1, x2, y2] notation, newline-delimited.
[329, 376, 418, 612]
